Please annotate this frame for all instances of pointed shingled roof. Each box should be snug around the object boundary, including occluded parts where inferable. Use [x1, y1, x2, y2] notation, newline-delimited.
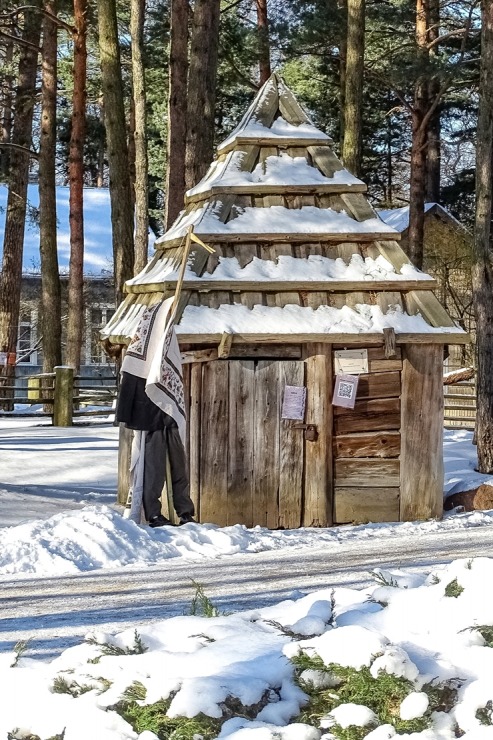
[101, 74, 468, 348]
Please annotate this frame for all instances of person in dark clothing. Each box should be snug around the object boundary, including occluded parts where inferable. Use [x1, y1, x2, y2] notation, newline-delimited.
[116, 371, 196, 526]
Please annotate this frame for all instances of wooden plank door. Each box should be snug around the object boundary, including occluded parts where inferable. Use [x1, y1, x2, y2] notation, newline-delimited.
[193, 358, 309, 528]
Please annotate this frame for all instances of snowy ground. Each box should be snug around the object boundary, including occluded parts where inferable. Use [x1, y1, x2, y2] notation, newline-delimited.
[2, 419, 493, 739]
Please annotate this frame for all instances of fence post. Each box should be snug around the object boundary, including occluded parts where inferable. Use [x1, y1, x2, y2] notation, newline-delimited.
[28, 376, 41, 400]
[53, 366, 74, 426]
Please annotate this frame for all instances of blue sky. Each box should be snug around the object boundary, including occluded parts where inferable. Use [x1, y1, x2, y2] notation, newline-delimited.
[0, 184, 114, 275]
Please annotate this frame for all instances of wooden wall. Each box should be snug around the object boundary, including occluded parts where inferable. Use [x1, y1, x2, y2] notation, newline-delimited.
[182, 342, 444, 528]
[332, 346, 402, 524]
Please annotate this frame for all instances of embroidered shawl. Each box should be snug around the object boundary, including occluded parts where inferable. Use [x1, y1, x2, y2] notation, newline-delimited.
[121, 297, 186, 443]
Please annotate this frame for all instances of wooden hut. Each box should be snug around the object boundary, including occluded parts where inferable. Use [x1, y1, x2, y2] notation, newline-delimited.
[102, 74, 468, 528]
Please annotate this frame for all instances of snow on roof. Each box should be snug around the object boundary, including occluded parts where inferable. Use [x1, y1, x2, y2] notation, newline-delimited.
[127, 252, 433, 287]
[0, 184, 114, 275]
[218, 116, 330, 152]
[378, 203, 466, 233]
[157, 204, 397, 244]
[187, 152, 363, 197]
[177, 303, 462, 336]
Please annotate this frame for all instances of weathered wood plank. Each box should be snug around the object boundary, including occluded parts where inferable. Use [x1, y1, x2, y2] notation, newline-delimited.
[237, 145, 260, 172]
[263, 194, 285, 207]
[334, 488, 400, 524]
[334, 431, 400, 459]
[303, 344, 333, 527]
[308, 145, 349, 179]
[228, 361, 255, 526]
[176, 332, 469, 345]
[367, 346, 403, 372]
[383, 327, 397, 358]
[278, 361, 305, 529]
[235, 243, 258, 268]
[404, 290, 457, 328]
[181, 348, 219, 364]
[139, 278, 436, 294]
[200, 361, 229, 525]
[334, 397, 401, 435]
[254, 361, 280, 528]
[218, 332, 234, 359]
[186, 182, 368, 203]
[174, 231, 400, 245]
[227, 344, 302, 359]
[374, 240, 411, 272]
[356, 371, 401, 400]
[334, 458, 400, 487]
[240, 291, 264, 309]
[278, 78, 313, 125]
[189, 363, 202, 516]
[259, 146, 278, 166]
[400, 345, 444, 521]
[376, 291, 404, 314]
[340, 192, 377, 221]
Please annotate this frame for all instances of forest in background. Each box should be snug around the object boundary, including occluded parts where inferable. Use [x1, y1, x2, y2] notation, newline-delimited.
[1, 0, 493, 472]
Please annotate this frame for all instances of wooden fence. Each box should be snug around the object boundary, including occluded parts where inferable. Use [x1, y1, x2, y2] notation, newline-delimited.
[444, 380, 476, 429]
[0, 367, 117, 424]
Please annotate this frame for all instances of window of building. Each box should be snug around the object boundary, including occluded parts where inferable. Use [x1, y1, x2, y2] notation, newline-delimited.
[86, 306, 115, 365]
[17, 309, 38, 364]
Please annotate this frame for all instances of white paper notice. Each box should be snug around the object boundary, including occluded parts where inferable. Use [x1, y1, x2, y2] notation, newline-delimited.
[281, 385, 306, 420]
[0, 352, 6, 367]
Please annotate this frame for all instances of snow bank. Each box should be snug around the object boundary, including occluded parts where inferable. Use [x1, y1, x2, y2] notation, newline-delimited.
[2, 557, 493, 739]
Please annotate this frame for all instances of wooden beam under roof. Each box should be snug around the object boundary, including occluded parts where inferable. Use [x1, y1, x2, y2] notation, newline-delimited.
[218, 135, 331, 155]
[124, 278, 438, 295]
[175, 331, 470, 345]
[157, 231, 401, 250]
[185, 181, 368, 205]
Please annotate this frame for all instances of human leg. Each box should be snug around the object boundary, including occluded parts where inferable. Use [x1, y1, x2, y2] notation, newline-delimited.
[143, 429, 167, 521]
[166, 426, 195, 520]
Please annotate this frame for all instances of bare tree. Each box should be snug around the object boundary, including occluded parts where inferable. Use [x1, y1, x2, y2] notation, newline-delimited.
[66, 0, 87, 371]
[472, 0, 493, 472]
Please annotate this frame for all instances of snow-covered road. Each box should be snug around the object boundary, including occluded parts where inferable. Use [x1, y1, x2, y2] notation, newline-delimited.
[2, 520, 493, 659]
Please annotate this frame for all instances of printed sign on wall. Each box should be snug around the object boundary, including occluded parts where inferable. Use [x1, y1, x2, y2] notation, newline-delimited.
[332, 374, 359, 409]
[281, 385, 306, 421]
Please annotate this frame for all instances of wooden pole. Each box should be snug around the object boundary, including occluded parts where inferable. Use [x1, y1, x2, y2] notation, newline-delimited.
[53, 366, 74, 426]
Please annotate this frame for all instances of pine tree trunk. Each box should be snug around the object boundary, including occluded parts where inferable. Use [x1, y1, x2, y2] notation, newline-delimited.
[472, 0, 493, 473]
[66, 0, 87, 371]
[165, 0, 189, 229]
[339, 0, 347, 152]
[131, 0, 149, 274]
[408, 0, 429, 269]
[256, 0, 271, 85]
[342, 0, 365, 177]
[0, 35, 14, 179]
[97, 0, 135, 303]
[39, 0, 62, 373]
[408, 103, 427, 268]
[426, 0, 440, 202]
[0, 4, 41, 380]
[185, 0, 221, 190]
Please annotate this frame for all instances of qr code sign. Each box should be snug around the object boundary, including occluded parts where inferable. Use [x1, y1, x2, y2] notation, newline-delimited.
[337, 381, 354, 399]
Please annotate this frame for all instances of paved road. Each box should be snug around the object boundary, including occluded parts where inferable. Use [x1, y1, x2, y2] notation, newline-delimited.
[2, 522, 493, 660]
